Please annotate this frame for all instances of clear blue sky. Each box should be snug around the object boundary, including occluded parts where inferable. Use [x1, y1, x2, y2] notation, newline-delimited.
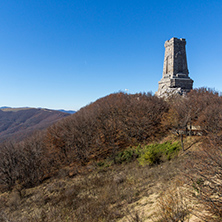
[1, 0, 222, 110]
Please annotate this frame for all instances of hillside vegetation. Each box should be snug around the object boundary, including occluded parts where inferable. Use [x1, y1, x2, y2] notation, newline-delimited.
[0, 108, 69, 142]
[0, 88, 222, 221]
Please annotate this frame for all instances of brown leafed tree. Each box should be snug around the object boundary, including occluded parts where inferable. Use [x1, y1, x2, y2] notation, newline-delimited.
[0, 131, 49, 190]
[162, 88, 222, 151]
[161, 95, 191, 151]
[46, 92, 168, 165]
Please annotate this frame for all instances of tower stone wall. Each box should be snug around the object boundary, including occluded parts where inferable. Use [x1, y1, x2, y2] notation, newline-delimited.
[156, 37, 193, 97]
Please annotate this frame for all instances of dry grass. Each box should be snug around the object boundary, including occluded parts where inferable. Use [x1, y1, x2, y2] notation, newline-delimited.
[0, 136, 201, 222]
[153, 180, 191, 222]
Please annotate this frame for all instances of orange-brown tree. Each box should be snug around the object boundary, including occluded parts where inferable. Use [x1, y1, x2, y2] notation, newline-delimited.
[0, 132, 49, 190]
[161, 94, 191, 151]
[162, 88, 222, 151]
[46, 92, 168, 165]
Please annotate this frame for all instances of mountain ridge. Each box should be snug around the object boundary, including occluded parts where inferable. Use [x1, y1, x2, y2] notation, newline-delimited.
[0, 107, 70, 142]
[0, 107, 76, 114]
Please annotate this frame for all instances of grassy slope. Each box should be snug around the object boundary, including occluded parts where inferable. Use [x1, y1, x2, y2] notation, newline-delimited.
[0, 135, 203, 222]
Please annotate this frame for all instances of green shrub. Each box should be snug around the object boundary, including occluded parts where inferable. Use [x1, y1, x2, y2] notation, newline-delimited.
[138, 146, 161, 166]
[97, 159, 113, 169]
[163, 141, 180, 160]
[138, 142, 180, 166]
[97, 142, 180, 168]
[114, 148, 138, 164]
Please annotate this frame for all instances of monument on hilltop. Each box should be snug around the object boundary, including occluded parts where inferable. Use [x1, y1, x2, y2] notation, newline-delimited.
[156, 37, 193, 97]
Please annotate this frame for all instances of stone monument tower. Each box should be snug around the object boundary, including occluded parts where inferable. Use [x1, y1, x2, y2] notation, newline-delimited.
[156, 37, 193, 96]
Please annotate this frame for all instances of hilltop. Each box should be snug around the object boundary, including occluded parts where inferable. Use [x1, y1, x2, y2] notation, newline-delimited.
[0, 88, 222, 221]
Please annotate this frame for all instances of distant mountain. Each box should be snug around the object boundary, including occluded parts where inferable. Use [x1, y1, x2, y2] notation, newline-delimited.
[0, 108, 70, 142]
[0, 107, 76, 115]
[0, 106, 11, 109]
[57, 109, 76, 114]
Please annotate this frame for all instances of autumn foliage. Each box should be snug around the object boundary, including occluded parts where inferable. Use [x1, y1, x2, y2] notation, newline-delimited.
[46, 92, 168, 164]
[1, 88, 222, 193]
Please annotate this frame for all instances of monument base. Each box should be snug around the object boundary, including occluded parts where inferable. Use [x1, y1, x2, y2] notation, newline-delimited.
[156, 76, 193, 97]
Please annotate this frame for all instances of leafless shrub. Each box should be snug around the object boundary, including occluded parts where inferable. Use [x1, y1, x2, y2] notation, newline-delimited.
[125, 208, 144, 222]
[154, 184, 190, 222]
[7, 190, 21, 210]
[0, 132, 50, 190]
[0, 210, 14, 222]
[187, 135, 222, 221]
[113, 173, 126, 184]
[0, 142, 20, 190]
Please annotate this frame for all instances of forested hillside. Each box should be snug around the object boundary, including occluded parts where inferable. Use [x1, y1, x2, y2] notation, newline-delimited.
[0, 88, 222, 221]
[0, 108, 70, 142]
